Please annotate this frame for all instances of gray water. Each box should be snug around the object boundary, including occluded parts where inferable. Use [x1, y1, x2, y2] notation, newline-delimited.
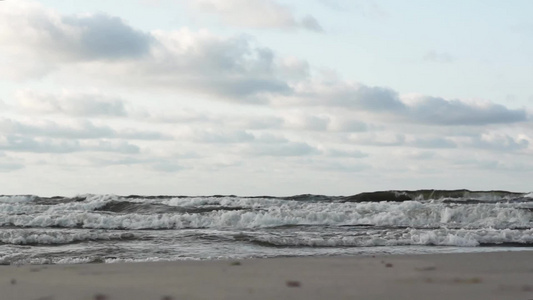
[1, 190, 532, 265]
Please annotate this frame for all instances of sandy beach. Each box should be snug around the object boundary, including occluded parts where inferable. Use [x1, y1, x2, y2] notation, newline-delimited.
[1, 251, 532, 300]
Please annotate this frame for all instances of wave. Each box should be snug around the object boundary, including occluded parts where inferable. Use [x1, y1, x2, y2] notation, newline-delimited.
[1, 190, 530, 265]
[0, 200, 530, 230]
[95, 200, 247, 214]
[0, 189, 529, 205]
[245, 228, 533, 248]
[0, 229, 135, 245]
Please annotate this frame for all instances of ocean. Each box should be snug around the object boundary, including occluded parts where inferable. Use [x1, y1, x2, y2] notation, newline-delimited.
[1, 190, 532, 265]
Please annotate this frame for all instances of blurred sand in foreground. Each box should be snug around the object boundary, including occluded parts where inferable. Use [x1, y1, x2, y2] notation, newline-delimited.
[1, 251, 532, 300]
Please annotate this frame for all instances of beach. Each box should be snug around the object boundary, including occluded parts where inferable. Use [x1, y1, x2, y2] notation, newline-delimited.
[1, 251, 532, 300]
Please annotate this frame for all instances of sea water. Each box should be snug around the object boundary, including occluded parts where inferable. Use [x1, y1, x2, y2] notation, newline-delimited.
[0, 190, 532, 265]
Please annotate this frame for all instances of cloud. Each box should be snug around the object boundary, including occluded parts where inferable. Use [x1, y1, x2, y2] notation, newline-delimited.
[281, 81, 528, 126]
[0, 118, 112, 139]
[299, 15, 323, 32]
[0, 153, 24, 172]
[424, 50, 454, 63]
[0, 1, 152, 79]
[5, 1, 525, 129]
[280, 113, 370, 132]
[186, 129, 255, 144]
[0, 135, 140, 154]
[0, 162, 24, 172]
[16, 90, 127, 117]
[403, 96, 528, 125]
[0, 2, 151, 61]
[319, 0, 388, 18]
[125, 29, 298, 100]
[0, 118, 171, 140]
[325, 148, 368, 158]
[0, 2, 301, 101]
[134, 109, 213, 124]
[0, 135, 79, 153]
[191, 0, 322, 32]
[409, 136, 457, 149]
[73, 29, 301, 102]
[348, 132, 406, 147]
[92, 140, 140, 154]
[235, 116, 284, 130]
[398, 150, 436, 160]
[59, 13, 153, 60]
[315, 160, 370, 173]
[327, 118, 369, 132]
[151, 161, 183, 172]
[283, 114, 329, 131]
[245, 140, 320, 156]
[287, 81, 405, 111]
[468, 133, 529, 152]
[452, 157, 532, 172]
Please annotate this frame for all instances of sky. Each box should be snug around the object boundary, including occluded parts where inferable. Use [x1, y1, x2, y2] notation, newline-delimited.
[0, 0, 531, 196]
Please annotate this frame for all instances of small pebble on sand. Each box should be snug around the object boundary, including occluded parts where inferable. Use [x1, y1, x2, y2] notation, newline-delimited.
[286, 280, 301, 287]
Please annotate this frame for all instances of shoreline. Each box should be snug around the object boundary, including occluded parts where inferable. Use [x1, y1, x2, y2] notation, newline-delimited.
[1, 251, 532, 300]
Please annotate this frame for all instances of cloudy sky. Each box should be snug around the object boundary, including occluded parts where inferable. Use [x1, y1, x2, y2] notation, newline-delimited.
[0, 0, 532, 196]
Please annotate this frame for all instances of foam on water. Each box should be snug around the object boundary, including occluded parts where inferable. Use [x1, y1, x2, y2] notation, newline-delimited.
[1, 199, 530, 230]
[0, 191, 531, 265]
[0, 195, 35, 203]
[0, 229, 133, 245]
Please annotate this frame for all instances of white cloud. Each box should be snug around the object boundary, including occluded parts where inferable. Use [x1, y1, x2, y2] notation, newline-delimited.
[0, 1, 308, 98]
[402, 96, 527, 126]
[0, 135, 140, 154]
[282, 114, 329, 131]
[191, 0, 322, 31]
[0, 1, 531, 195]
[151, 161, 184, 172]
[348, 132, 406, 147]
[279, 81, 529, 126]
[0, 1, 152, 79]
[16, 90, 127, 117]
[2, 2, 526, 128]
[424, 50, 454, 63]
[0, 118, 171, 141]
[315, 160, 370, 173]
[0, 2, 150, 61]
[0, 162, 24, 172]
[188, 129, 255, 144]
[76, 29, 302, 102]
[325, 148, 368, 158]
[125, 29, 299, 100]
[327, 117, 369, 132]
[409, 136, 457, 149]
[245, 141, 320, 156]
[0, 153, 24, 172]
[468, 133, 529, 152]
[285, 80, 404, 111]
[319, 0, 388, 18]
[0, 2, 283, 98]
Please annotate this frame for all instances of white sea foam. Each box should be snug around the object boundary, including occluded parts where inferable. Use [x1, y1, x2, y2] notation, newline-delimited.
[0, 195, 35, 203]
[163, 197, 282, 208]
[0, 194, 531, 265]
[0, 229, 133, 245]
[0, 200, 530, 230]
[251, 228, 533, 247]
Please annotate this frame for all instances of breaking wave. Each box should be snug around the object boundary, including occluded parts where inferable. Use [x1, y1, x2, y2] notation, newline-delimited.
[0, 189, 531, 264]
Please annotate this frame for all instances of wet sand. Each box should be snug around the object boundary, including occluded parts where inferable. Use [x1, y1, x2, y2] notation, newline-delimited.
[1, 251, 532, 300]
